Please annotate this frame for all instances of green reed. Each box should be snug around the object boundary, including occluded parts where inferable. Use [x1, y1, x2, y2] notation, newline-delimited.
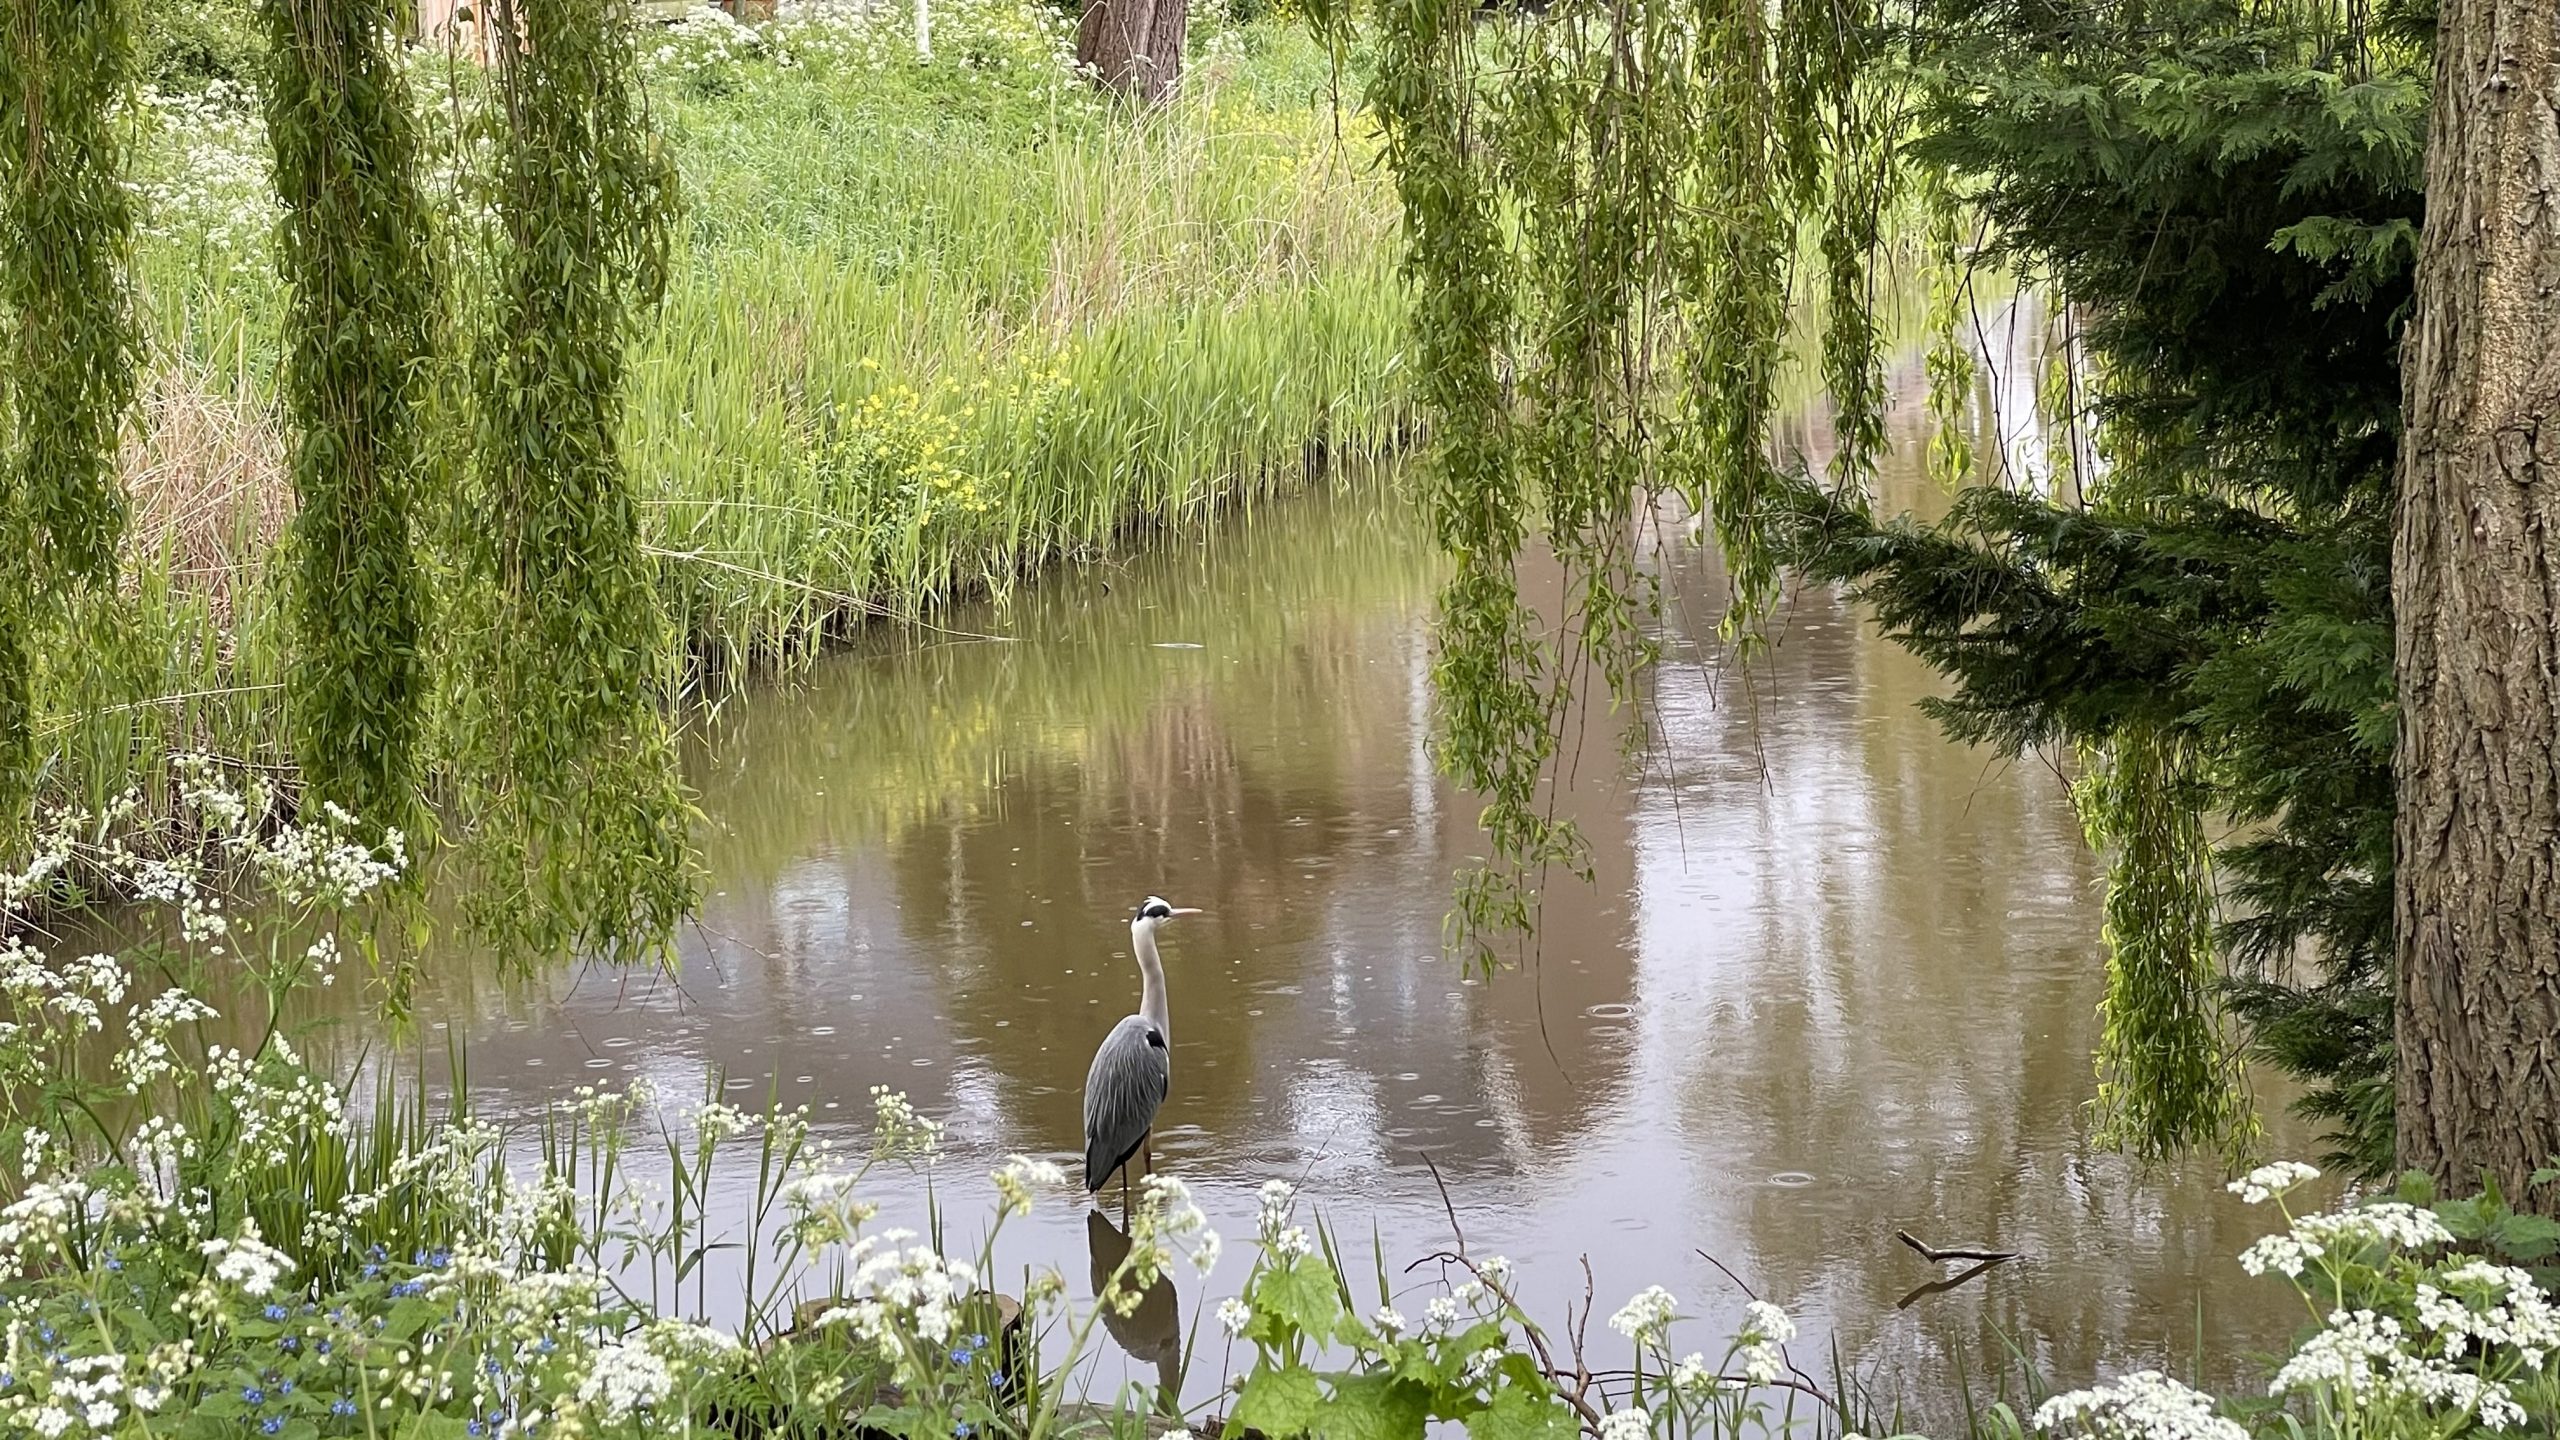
[29, 11, 1405, 829]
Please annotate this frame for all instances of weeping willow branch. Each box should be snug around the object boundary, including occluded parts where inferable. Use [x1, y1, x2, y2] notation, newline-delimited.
[1366, 0, 1894, 962]
[454, 0, 695, 965]
[261, 0, 441, 840]
[0, 0, 141, 813]
[2073, 725, 2257, 1165]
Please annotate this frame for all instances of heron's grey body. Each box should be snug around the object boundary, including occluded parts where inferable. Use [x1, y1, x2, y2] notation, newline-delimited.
[1082, 897, 1190, 1193]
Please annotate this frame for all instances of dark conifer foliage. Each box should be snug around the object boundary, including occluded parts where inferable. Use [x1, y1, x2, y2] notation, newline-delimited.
[1777, 0, 2423, 1171]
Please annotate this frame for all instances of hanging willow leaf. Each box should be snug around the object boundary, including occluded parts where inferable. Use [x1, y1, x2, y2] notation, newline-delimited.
[0, 0, 142, 813]
[452, 0, 695, 965]
[1366, 0, 1898, 963]
[261, 0, 442, 841]
[2074, 726, 2259, 1165]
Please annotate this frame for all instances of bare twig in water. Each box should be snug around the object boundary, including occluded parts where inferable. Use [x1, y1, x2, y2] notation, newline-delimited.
[1895, 1256, 2009, 1310]
[1417, 1150, 1467, 1255]
[1693, 1247, 1763, 1302]
[1895, 1230, 2020, 1264]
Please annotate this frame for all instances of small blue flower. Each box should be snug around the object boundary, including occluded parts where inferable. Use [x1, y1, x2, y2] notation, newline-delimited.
[105, 1257, 122, 1272]
[467, 1423, 483, 1437]
[315, 1340, 331, 1356]
[391, 1280, 425, 1298]
[954, 1426, 974, 1439]
[36, 1325, 54, 1345]
[362, 1263, 381, 1279]
[279, 1380, 295, 1396]
[969, 1333, 989, 1348]
[332, 1400, 358, 1418]
[950, 1346, 976, 1366]
[264, 1304, 288, 1321]
[243, 1386, 265, 1405]
[485, 1357, 502, 1375]
[262, 1418, 284, 1435]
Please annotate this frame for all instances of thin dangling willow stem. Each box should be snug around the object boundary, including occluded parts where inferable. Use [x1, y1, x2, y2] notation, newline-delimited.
[261, 0, 441, 841]
[1370, 0, 1559, 957]
[1367, 0, 1894, 960]
[0, 0, 141, 815]
[455, 0, 694, 964]
[2074, 726, 2258, 1164]
[1917, 168, 1975, 494]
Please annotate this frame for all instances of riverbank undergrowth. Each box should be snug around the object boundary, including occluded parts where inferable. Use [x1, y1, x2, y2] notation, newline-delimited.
[39, 0, 1403, 827]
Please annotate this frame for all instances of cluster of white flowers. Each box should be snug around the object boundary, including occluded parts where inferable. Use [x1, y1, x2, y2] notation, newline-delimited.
[115, 986, 220, 1092]
[577, 1337, 675, 1419]
[0, 1179, 97, 1272]
[642, 1316, 747, 1370]
[1460, 1345, 1505, 1386]
[1608, 1285, 1678, 1347]
[0, 815, 77, 911]
[1217, 1296, 1252, 1337]
[0, 939, 130, 1041]
[691, 1099, 757, 1143]
[644, 6, 769, 86]
[128, 82, 279, 282]
[1370, 1304, 1407, 1340]
[993, 1152, 1066, 1215]
[2271, 1308, 2527, 1431]
[199, 1224, 295, 1299]
[1670, 1352, 1719, 1397]
[870, 1084, 944, 1160]
[1128, 1173, 1221, 1286]
[782, 1170, 881, 1247]
[819, 1230, 984, 1364]
[253, 802, 406, 907]
[763, 0, 1082, 89]
[1734, 1299, 1796, 1385]
[1596, 1405, 1652, 1440]
[2034, 1370, 2249, 1440]
[208, 1039, 350, 1168]
[2225, 1159, 2321, 1205]
[2414, 1260, 2560, 1367]
[2239, 1201, 2455, 1279]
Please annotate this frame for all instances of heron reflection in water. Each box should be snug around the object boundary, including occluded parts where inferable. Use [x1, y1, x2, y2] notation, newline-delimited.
[1087, 1207, 1186, 1415]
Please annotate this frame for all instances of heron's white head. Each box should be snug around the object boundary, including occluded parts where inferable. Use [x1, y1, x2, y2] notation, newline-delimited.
[1132, 895, 1202, 935]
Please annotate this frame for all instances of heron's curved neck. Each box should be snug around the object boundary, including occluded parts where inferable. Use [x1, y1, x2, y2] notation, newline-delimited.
[1132, 921, 1169, 1043]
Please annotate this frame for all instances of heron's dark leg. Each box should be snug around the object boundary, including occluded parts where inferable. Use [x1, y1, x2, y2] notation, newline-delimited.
[1120, 1162, 1132, 1213]
[1143, 1131, 1154, 1175]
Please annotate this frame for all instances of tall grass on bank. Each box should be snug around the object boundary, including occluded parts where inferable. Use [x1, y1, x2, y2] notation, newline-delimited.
[28, 3, 1404, 826]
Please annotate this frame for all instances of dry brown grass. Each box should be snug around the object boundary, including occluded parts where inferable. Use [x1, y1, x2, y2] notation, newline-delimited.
[119, 356, 293, 627]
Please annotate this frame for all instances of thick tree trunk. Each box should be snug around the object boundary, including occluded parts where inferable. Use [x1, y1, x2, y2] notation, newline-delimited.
[2393, 0, 2560, 1205]
[1076, 0, 1185, 103]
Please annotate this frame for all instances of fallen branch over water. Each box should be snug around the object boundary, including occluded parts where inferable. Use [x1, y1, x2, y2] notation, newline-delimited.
[1895, 1229, 2020, 1264]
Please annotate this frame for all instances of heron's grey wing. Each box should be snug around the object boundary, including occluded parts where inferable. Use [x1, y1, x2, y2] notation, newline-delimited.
[1082, 1014, 1170, 1190]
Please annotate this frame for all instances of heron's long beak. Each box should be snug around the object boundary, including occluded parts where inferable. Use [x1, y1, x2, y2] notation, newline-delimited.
[1168, 907, 1204, 917]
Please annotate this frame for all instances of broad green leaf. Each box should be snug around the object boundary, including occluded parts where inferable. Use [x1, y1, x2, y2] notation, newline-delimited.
[1318, 1373, 1432, 1440]
[1466, 1381, 1578, 1440]
[1231, 1363, 1324, 1438]
[1255, 1255, 1345, 1341]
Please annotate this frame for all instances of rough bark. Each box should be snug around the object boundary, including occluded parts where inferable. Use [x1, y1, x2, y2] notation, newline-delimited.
[1075, 0, 1184, 104]
[2394, 0, 2560, 1206]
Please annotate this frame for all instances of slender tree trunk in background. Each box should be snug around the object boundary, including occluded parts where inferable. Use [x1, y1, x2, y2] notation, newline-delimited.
[2393, 0, 2560, 1207]
[1076, 0, 1184, 103]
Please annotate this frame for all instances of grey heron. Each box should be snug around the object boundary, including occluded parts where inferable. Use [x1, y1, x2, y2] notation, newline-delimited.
[1083, 895, 1199, 1201]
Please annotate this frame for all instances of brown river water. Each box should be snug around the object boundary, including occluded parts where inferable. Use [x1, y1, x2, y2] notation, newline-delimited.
[346, 366, 2330, 1423]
